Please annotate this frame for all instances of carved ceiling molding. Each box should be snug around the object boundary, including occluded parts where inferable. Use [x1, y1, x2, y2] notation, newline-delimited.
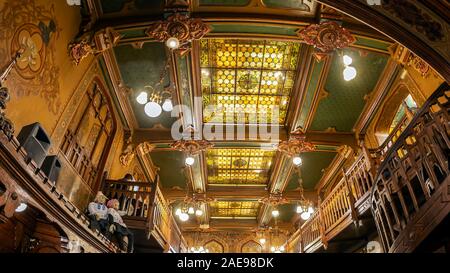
[119, 130, 156, 167]
[297, 21, 356, 60]
[170, 139, 214, 155]
[68, 27, 121, 66]
[146, 13, 211, 56]
[390, 44, 438, 78]
[276, 130, 316, 157]
[258, 191, 290, 206]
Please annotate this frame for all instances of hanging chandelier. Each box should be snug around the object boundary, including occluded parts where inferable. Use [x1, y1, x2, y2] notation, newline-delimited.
[294, 166, 315, 221]
[137, 54, 174, 118]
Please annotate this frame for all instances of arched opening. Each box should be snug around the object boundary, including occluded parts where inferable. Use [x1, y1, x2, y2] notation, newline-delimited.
[204, 240, 224, 253]
[241, 240, 263, 253]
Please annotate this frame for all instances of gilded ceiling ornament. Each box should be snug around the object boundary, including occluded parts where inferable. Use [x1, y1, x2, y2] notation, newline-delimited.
[276, 130, 316, 157]
[258, 191, 289, 206]
[391, 45, 432, 78]
[298, 21, 356, 57]
[68, 27, 121, 65]
[146, 13, 211, 56]
[119, 130, 135, 167]
[171, 139, 214, 155]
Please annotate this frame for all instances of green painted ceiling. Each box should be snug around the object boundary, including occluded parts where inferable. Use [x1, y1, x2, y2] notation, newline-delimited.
[149, 151, 187, 189]
[114, 42, 177, 129]
[278, 203, 296, 222]
[309, 49, 389, 132]
[286, 151, 337, 191]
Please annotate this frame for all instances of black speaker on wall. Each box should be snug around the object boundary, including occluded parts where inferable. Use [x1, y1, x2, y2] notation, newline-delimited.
[17, 122, 51, 168]
[41, 155, 61, 184]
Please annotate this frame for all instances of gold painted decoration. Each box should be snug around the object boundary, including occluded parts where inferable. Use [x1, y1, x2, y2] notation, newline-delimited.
[171, 139, 214, 155]
[298, 21, 355, 56]
[0, 0, 61, 114]
[69, 27, 121, 65]
[276, 130, 315, 156]
[146, 13, 211, 56]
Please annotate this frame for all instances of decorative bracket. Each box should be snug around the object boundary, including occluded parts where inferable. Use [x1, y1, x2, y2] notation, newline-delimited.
[146, 13, 211, 56]
[298, 21, 356, 61]
[68, 27, 121, 65]
[276, 129, 316, 157]
[171, 139, 213, 155]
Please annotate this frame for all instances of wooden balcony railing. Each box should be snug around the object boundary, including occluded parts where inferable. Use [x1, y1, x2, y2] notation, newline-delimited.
[288, 83, 450, 253]
[103, 177, 186, 252]
[371, 85, 450, 253]
[292, 150, 376, 252]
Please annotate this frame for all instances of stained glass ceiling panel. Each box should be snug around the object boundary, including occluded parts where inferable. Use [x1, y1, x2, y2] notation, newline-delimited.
[210, 200, 261, 219]
[201, 39, 300, 124]
[207, 148, 275, 185]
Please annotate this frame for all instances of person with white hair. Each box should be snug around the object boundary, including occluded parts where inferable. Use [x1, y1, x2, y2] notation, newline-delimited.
[87, 191, 111, 238]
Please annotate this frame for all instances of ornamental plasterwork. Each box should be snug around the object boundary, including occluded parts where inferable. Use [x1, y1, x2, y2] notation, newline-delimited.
[119, 130, 156, 167]
[146, 13, 211, 56]
[297, 21, 356, 60]
[171, 139, 214, 154]
[276, 130, 316, 156]
[68, 27, 121, 65]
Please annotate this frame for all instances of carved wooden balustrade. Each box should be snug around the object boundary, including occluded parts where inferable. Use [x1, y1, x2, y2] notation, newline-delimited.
[288, 83, 450, 253]
[103, 177, 186, 252]
[291, 150, 376, 252]
[374, 115, 410, 162]
[371, 85, 450, 253]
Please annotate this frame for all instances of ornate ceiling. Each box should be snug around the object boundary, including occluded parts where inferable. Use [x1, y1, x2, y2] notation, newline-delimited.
[82, 0, 396, 232]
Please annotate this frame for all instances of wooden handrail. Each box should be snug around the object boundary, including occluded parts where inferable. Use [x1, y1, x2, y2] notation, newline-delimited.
[371, 83, 450, 252]
[291, 147, 376, 252]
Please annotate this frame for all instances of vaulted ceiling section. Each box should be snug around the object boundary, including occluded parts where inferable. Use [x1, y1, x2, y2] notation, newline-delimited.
[86, 0, 395, 232]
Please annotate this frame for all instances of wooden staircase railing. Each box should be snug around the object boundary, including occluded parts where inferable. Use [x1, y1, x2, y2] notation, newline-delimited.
[103, 177, 186, 252]
[288, 83, 450, 253]
[291, 150, 376, 252]
[371, 84, 450, 253]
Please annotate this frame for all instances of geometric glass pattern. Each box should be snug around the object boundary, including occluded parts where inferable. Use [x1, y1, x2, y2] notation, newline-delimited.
[206, 148, 275, 185]
[209, 200, 261, 219]
[201, 39, 301, 124]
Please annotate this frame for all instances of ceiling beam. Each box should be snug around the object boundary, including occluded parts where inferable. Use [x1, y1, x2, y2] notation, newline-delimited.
[180, 219, 294, 231]
[162, 187, 317, 202]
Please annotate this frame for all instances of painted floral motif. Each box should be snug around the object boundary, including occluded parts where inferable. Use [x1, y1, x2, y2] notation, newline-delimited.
[14, 25, 45, 78]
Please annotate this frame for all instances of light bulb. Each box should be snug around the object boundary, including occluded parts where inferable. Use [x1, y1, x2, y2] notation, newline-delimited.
[185, 156, 195, 166]
[136, 92, 148, 105]
[15, 203, 27, 213]
[162, 98, 173, 112]
[195, 209, 203, 216]
[179, 212, 189, 222]
[270, 246, 276, 252]
[190, 247, 195, 252]
[199, 246, 204, 252]
[296, 205, 304, 214]
[343, 55, 353, 66]
[343, 66, 357, 81]
[144, 101, 162, 118]
[259, 238, 266, 245]
[308, 206, 314, 214]
[280, 246, 285, 252]
[292, 156, 302, 166]
[175, 208, 181, 216]
[188, 207, 195, 215]
[272, 209, 279, 218]
[300, 211, 311, 221]
[166, 37, 180, 49]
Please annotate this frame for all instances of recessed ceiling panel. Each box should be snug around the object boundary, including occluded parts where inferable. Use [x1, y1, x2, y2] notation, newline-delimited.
[206, 148, 275, 185]
[201, 39, 300, 124]
[210, 200, 260, 219]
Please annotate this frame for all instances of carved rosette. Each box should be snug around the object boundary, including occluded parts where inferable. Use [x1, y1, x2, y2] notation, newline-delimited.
[276, 132, 315, 157]
[171, 139, 214, 155]
[69, 27, 121, 65]
[146, 13, 211, 55]
[298, 21, 356, 57]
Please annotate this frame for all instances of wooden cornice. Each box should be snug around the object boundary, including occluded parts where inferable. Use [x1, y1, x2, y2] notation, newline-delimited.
[181, 218, 293, 231]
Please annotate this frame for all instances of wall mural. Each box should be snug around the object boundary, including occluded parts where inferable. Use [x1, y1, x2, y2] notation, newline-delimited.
[0, 0, 61, 114]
